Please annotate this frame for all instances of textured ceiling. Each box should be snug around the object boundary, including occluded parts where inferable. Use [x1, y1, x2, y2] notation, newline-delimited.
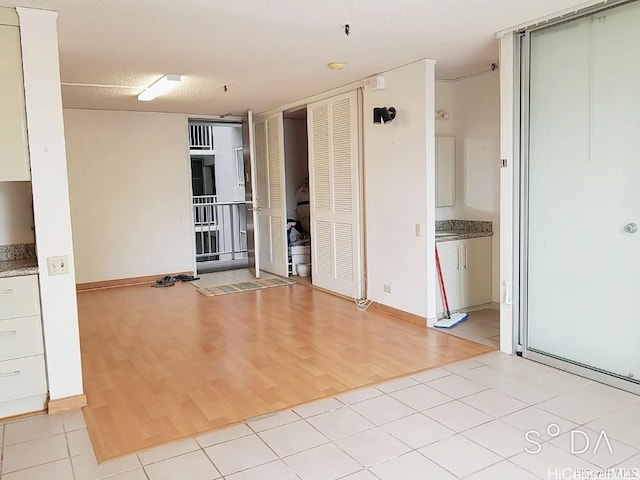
[1, 0, 592, 115]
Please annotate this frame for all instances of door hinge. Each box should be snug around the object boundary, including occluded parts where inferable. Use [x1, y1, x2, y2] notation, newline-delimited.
[500, 158, 508, 168]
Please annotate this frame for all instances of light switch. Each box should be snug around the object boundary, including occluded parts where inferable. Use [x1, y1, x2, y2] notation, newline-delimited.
[415, 223, 422, 236]
[47, 255, 69, 275]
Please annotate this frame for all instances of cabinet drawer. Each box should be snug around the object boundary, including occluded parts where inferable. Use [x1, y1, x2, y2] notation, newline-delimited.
[0, 275, 40, 320]
[0, 355, 47, 402]
[0, 315, 44, 361]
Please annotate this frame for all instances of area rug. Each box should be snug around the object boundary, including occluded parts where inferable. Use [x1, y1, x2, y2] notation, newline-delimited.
[196, 276, 297, 296]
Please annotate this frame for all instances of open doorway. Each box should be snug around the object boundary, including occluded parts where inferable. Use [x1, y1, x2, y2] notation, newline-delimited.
[251, 91, 363, 297]
[283, 108, 312, 285]
[188, 120, 248, 273]
[432, 71, 501, 348]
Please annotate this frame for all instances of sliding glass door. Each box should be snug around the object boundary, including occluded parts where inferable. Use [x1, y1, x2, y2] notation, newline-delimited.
[524, 1, 640, 385]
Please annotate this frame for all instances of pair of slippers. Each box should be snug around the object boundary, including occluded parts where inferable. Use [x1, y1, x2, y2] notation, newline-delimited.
[151, 274, 200, 288]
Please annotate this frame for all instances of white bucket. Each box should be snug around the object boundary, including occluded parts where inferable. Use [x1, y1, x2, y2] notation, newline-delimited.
[291, 245, 310, 274]
[296, 262, 311, 277]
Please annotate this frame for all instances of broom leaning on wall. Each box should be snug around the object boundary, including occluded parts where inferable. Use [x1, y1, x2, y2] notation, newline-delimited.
[434, 244, 468, 328]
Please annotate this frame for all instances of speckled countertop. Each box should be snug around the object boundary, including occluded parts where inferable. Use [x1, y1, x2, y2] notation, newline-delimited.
[0, 258, 39, 278]
[0, 243, 39, 278]
[436, 220, 493, 243]
[436, 231, 493, 242]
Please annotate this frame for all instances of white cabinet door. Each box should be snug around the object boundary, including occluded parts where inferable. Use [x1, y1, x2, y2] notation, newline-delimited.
[461, 237, 492, 307]
[437, 237, 492, 316]
[0, 25, 30, 180]
[436, 240, 464, 314]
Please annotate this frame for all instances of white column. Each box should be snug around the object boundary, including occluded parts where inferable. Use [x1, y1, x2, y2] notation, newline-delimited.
[424, 59, 437, 326]
[17, 7, 84, 400]
[498, 32, 515, 354]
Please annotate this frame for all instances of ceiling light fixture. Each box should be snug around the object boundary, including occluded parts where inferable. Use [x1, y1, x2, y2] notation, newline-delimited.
[138, 74, 181, 101]
[328, 62, 345, 71]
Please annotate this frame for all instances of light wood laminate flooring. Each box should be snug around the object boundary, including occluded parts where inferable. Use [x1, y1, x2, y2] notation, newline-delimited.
[77, 281, 492, 461]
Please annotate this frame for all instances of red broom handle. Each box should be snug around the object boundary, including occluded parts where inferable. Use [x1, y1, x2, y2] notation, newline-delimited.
[435, 245, 451, 318]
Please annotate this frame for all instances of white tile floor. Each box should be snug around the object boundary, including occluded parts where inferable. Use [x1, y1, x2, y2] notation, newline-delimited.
[437, 309, 500, 349]
[2, 352, 639, 480]
[191, 269, 277, 290]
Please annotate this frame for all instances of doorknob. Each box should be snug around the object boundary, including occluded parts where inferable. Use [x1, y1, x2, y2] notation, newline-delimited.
[624, 223, 638, 234]
[248, 207, 262, 212]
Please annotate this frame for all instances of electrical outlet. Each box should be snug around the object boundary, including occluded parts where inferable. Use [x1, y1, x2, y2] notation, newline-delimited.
[47, 255, 69, 275]
[415, 223, 422, 236]
[383, 284, 392, 293]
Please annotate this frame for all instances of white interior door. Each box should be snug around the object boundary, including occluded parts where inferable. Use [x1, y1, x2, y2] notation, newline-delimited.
[253, 113, 288, 277]
[525, 2, 640, 381]
[308, 91, 362, 298]
[242, 110, 259, 277]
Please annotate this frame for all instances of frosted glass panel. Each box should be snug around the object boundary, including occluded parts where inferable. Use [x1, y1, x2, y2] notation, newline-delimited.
[526, 2, 640, 380]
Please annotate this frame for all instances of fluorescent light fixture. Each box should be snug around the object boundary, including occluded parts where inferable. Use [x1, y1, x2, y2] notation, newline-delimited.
[138, 74, 181, 101]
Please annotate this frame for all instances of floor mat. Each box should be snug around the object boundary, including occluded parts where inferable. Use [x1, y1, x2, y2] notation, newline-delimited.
[195, 276, 297, 296]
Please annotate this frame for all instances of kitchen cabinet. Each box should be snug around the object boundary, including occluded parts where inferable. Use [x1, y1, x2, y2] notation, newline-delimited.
[0, 19, 31, 181]
[0, 274, 47, 418]
[436, 237, 491, 314]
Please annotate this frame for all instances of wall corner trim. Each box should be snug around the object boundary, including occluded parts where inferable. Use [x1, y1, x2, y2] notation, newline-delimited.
[48, 394, 87, 415]
[16, 7, 59, 19]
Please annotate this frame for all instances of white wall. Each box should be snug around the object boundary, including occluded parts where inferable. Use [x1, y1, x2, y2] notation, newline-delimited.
[453, 72, 500, 223]
[284, 118, 308, 219]
[213, 124, 244, 203]
[498, 33, 515, 354]
[364, 59, 437, 320]
[436, 72, 500, 222]
[435, 81, 454, 137]
[64, 109, 195, 284]
[0, 182, 34, 245]
[18, 7, 83, 400]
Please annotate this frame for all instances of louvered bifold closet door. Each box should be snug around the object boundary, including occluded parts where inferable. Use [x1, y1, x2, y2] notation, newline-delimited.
[253, 113, 288, 277]
[308, 91, 362, 298]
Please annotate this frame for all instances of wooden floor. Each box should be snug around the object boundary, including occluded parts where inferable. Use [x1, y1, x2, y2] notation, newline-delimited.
[77, 282, 493, 462]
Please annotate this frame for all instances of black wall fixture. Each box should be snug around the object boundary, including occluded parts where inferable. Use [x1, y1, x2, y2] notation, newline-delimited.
[373, 107, 396, 124]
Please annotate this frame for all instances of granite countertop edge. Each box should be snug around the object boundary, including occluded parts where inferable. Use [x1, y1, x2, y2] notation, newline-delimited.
[436, 231, 493, 242]
[0, 258, 39, 278]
